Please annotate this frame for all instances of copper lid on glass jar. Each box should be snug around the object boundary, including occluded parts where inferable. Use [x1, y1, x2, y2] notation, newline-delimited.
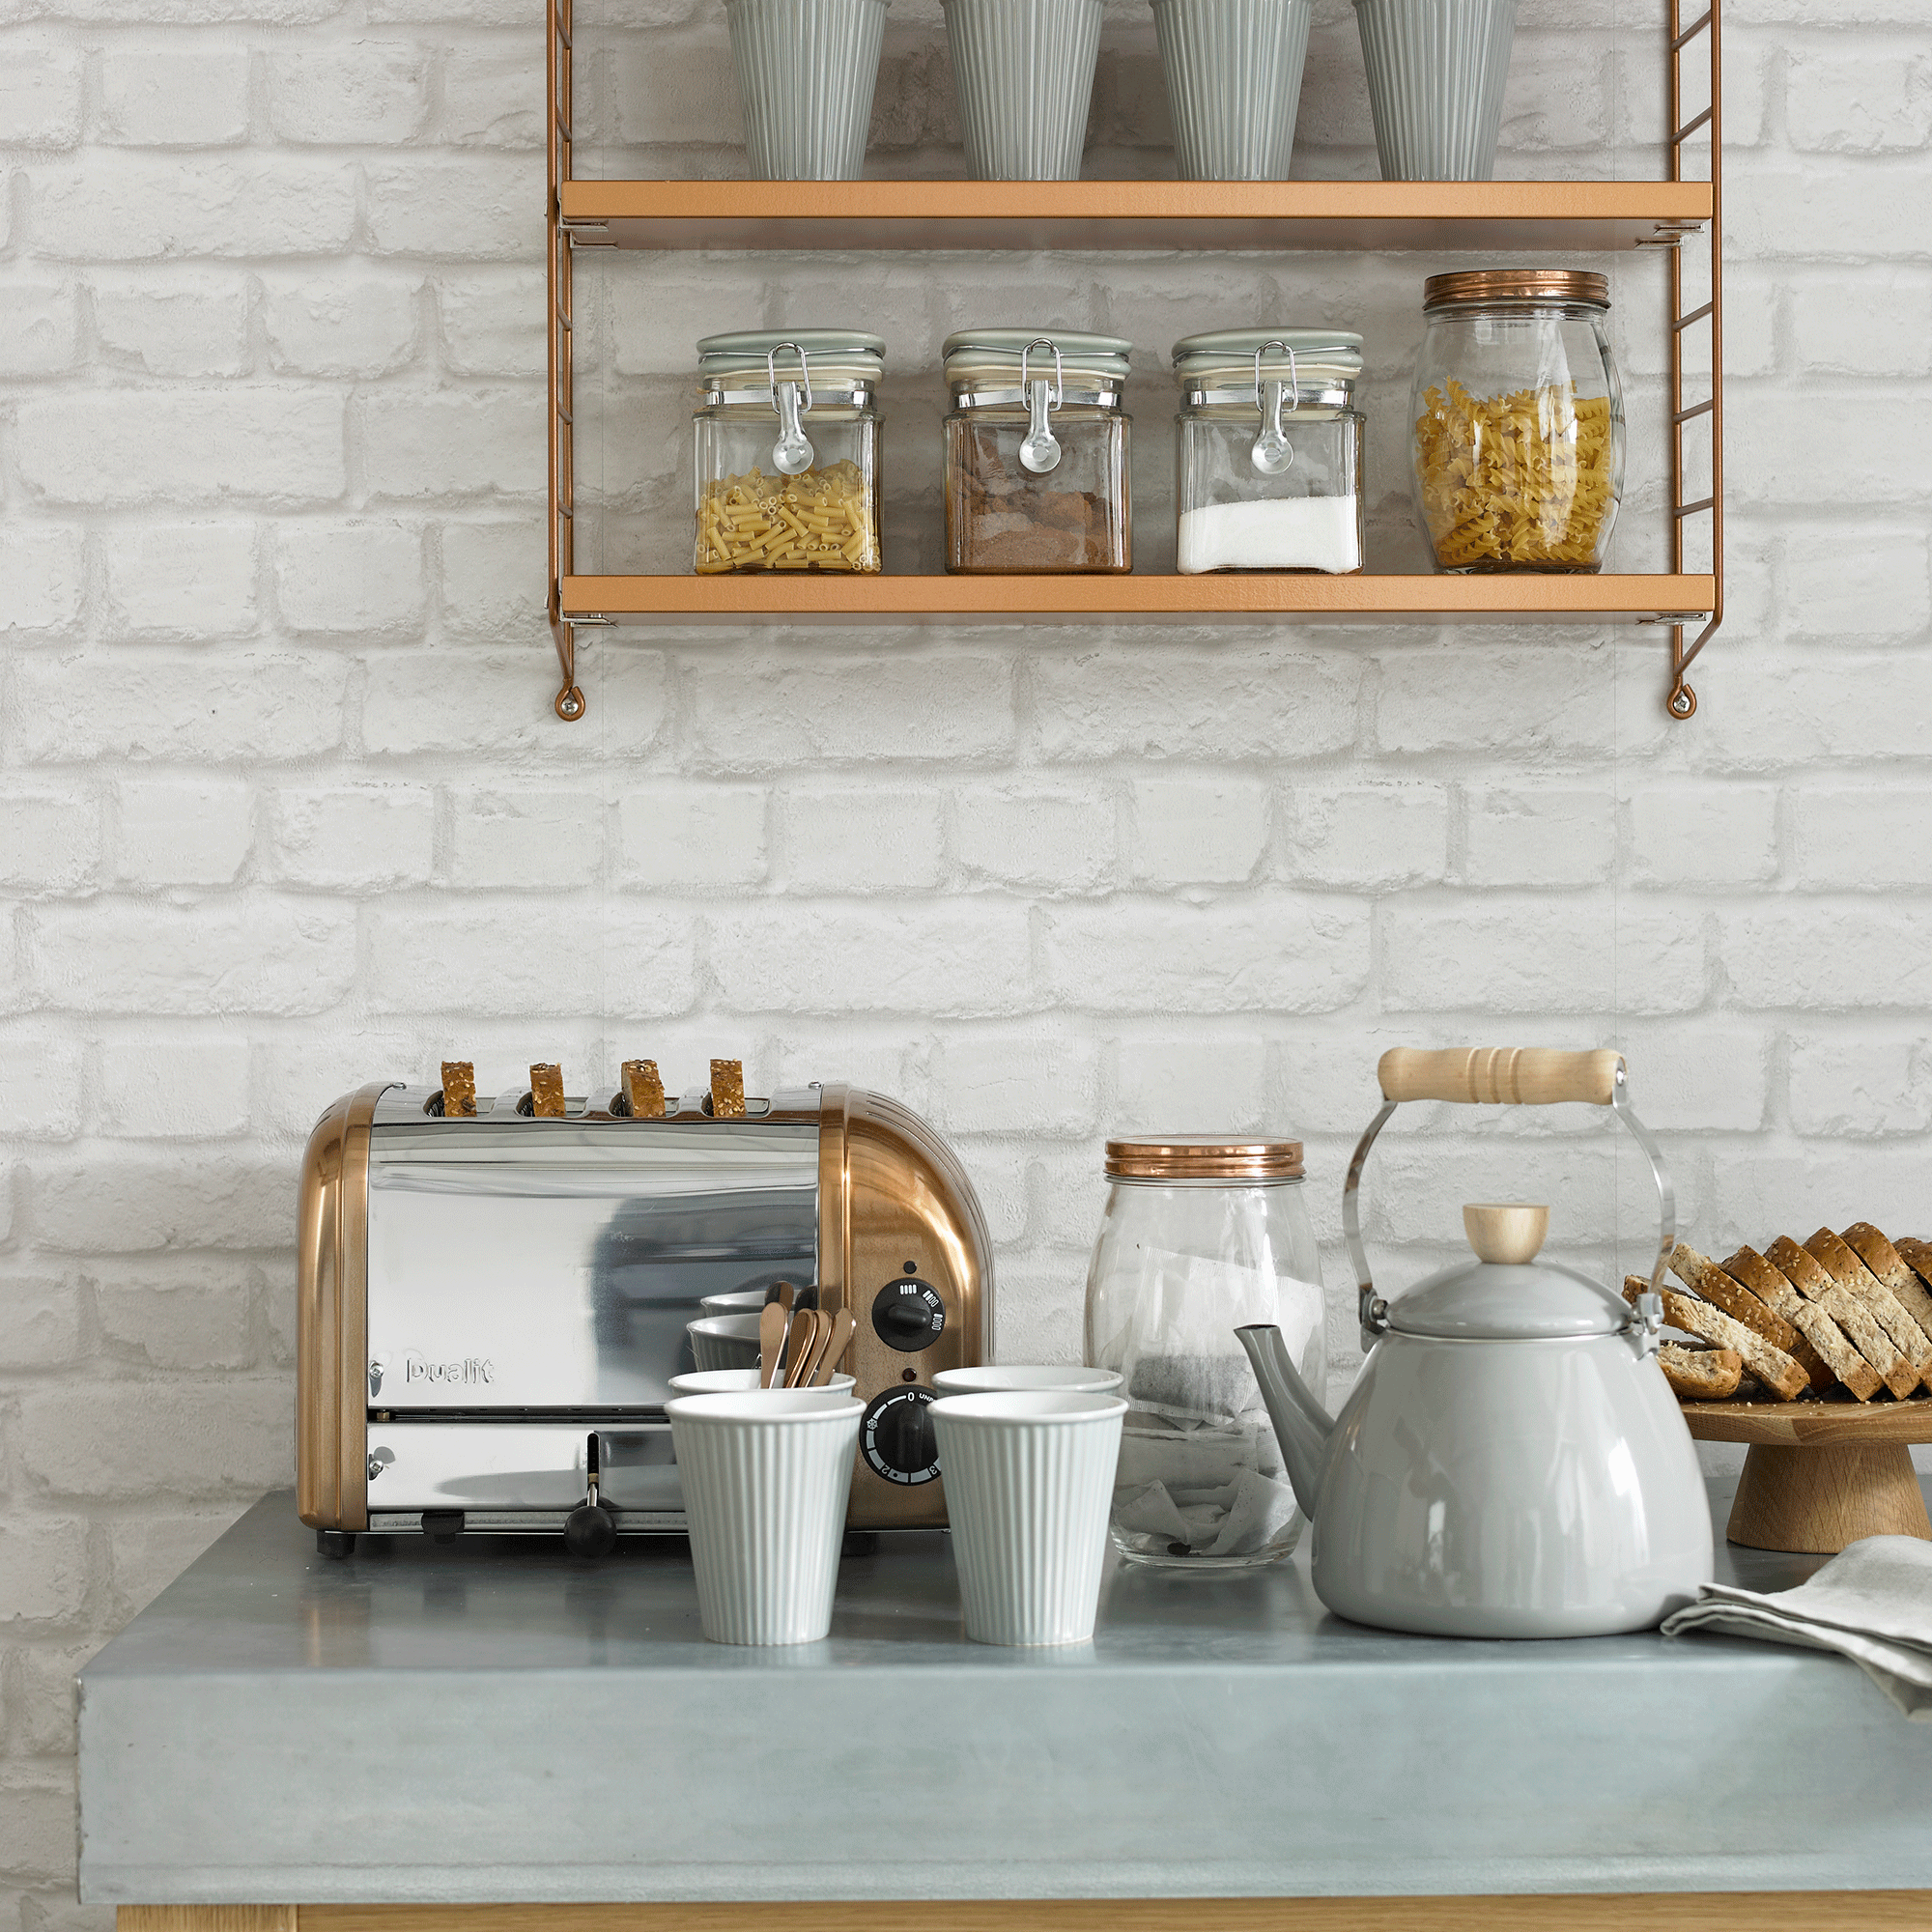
[1422, 270, 1610, 311]
[1105, 1136, 1305, 1181]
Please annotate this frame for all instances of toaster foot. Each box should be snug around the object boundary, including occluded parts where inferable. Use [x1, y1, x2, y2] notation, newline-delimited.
[316, 1530, 356, 1559]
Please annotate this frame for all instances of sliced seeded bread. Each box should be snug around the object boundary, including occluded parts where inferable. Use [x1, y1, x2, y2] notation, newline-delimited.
[1768, 1235, 1918, 1399]
[1806, 1229, 1932, 1393]
[1893, 1236, 1932, 1295]
[1724, 1245, 1883, 1401]
[1843, 1224, 1932, 1353]
[1670, 1240, 1834, 1389]
[1659, 1343, 1743, 1402]
[1632, 1278, 1808, 1401]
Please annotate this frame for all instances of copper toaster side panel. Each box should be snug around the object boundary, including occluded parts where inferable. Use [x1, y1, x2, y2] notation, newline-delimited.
[296, 1083, 388, 1530]
[826, 1085, 992, 1529]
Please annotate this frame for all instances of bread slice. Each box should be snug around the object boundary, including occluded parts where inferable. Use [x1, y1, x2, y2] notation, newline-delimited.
[1666, 1240, 1837, 1393]
[1843, 1224, 1932, 1356]
[1892, 1236, 1932, 1296]
[1725, 1246, 1883, 1400]
[1718, 1245, 1843, 1392]
[1629, 1277, 1808, 1401]
[1806, 1229, 1932, 1392]
[1669, 1241, 1800, 1351]
[1768, 1235, 1918, 1399]
[1659, 1343, 1743, 1402]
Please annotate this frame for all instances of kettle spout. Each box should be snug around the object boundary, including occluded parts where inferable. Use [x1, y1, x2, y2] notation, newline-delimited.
[1236, 1323, 1334, 1520]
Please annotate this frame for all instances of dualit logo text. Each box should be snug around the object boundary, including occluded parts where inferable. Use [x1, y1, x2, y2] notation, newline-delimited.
[404, 1353, 496, 1385]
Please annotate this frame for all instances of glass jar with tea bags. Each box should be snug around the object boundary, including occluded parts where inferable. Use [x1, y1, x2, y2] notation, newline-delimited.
[1084, 1136, 1326, 1571]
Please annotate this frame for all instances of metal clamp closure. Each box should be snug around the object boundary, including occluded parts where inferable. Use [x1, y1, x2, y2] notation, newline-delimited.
[1250, 340, 1299, 476]
[1017, 336, 1065, 474]
[765, 340, 814, 476]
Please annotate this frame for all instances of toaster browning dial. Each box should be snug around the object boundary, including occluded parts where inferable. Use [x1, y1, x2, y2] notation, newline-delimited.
[872, 1276, 946, 1352]
[861, 1386, 940, 1485]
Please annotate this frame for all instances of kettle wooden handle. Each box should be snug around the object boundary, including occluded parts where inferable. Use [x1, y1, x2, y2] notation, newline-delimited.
[1378, 1047, 1623, 1108]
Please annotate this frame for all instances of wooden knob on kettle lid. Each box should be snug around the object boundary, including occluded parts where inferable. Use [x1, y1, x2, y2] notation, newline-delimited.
[1463, 1204, 1549, 1265]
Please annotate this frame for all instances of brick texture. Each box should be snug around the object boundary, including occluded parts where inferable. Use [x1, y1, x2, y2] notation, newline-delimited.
[1, 7, 1930, 1923]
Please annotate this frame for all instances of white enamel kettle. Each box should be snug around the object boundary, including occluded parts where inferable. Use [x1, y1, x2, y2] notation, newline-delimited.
[1237, 1047, 1713, 1638]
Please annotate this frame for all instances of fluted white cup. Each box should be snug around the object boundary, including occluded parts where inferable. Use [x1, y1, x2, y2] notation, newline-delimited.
[1353, 0, 1517, 181]
[931, 1391, 1127, 1645]
[669, 1368, 856, 1396]
[941, 0, 1104, 181]
[667, 1389, 864, 1644]
[933, 1365, 1123, 1396]
[1150, 0, 1314, 182]
[726, 0, 890, 182]
[687, 1312, 763, 1372]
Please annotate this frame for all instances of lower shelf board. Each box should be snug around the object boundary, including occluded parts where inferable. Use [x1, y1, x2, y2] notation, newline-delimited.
[560, 574, 1716, 627]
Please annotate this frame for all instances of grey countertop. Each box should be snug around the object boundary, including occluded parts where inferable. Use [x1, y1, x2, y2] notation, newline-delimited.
[78, 1479, 1932, 1905]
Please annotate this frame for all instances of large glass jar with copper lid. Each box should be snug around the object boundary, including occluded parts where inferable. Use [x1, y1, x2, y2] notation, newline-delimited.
[944, 329, 1131, 573]
[694, 330, 883, 574]
[1084, 1135, 1325, 1571]
[1409, 269, 1625, 573]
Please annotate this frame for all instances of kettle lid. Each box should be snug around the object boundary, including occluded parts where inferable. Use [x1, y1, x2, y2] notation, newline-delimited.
[1384, 1204, 1632, 1341]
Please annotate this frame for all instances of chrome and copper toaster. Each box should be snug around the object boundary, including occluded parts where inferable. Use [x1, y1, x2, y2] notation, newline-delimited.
[297, 1062, 989, 1553]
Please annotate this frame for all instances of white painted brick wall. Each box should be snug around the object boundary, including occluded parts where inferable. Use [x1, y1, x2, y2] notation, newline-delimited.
[3, 0, 1932, 1918]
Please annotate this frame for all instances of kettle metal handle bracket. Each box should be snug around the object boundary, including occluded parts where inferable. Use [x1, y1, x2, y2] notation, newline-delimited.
[1343, 1053, 1674, 1357]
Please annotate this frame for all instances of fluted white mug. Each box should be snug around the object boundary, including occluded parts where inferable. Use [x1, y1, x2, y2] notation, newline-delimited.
[930, 1391, 1127, 1645]
[667, 1389, 864, 1644]
[932, 1365, 1123, 1396]
[687, 1312, 764, 1372]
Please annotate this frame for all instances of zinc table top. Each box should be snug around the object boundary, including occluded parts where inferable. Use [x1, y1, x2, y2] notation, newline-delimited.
[76, 1477, 1932, 1905]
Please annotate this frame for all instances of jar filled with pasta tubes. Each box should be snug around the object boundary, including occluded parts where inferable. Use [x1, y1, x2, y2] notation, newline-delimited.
[1409, 270, 1624, 574]
[694, 330, 883, 574]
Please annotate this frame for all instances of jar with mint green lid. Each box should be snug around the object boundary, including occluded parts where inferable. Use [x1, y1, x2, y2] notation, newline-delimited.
[694, 329, 884, 575]
[1172, 328, 1364, 574]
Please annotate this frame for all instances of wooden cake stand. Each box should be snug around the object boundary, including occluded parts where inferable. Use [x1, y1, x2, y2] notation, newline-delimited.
[1681, 1398, 1932, 1553]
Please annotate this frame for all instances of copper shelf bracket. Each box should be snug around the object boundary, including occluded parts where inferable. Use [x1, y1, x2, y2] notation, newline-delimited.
[1665, 0, 1723, 720]
[547, 0, 586, 721]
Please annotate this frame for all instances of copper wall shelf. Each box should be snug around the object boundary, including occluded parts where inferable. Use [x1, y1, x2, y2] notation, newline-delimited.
[561, 573, 1718, 627]
[545, 6, 1723, 723]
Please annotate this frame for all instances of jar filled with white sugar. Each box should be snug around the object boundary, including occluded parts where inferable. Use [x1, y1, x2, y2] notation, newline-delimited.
[1172, 330, 1364, 575]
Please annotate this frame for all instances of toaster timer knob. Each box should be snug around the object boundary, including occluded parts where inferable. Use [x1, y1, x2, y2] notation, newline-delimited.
[872, 1278, 946, 1352]
[861, 1386, 940, 1485]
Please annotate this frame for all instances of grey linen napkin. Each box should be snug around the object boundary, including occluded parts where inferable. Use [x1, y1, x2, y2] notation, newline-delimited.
[1661, 1535, 1932, 1719]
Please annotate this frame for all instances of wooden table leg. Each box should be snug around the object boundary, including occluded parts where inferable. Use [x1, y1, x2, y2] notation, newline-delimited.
[1727, 1441, 1932, 1553]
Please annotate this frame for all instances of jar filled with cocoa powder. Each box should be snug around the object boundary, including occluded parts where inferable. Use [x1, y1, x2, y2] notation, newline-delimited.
[943, 329, 1131, 573]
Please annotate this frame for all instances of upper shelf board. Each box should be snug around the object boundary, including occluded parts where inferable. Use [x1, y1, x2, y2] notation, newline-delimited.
[560, 573, 1718, 626]
[558, 180, 1714, 253]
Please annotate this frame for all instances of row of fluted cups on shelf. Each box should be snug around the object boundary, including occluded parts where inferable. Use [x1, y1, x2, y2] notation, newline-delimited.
[666, 1363, 1127, 1646]
[728, 0, 1518, 183]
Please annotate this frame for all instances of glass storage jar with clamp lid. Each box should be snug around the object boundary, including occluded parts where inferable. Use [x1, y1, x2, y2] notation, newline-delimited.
[1410, 270, 1624, 574]
[693, 330, 884, 574]
[944, 329, 1132, 573]
[1173, 329, 1364, 575]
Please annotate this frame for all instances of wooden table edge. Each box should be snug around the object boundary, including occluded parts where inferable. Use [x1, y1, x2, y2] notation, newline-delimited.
[117, 1893, 1932, 1932]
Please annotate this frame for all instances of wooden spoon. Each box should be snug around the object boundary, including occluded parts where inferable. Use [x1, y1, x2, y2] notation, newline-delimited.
[758, 1301, 786, 1388]
[811, 1308, 856, 1386]
[779, 1309, 815, 1387]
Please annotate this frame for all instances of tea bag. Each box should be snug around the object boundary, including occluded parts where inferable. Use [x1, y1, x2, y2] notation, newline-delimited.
[1101, 1248, 1321, 1558]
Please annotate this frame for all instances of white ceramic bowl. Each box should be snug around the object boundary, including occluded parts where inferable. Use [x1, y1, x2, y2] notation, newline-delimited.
[687, 1311, 764, 1372]
[669, 1367, 856, 1397]
[932, 1364, 1123, 1397]
[930, 1390, 1127, 1646]
[698, 1289, 776, 1321]
[667, 1389, 866, 1644]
